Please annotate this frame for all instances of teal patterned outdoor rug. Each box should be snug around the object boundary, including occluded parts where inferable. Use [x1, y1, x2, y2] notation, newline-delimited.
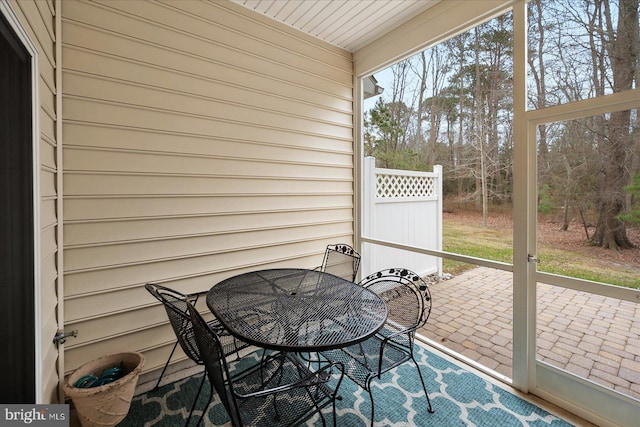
[119, 344, 573, 426]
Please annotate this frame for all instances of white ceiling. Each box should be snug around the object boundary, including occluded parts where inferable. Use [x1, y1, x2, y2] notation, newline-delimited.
[230, 0, 440, 52]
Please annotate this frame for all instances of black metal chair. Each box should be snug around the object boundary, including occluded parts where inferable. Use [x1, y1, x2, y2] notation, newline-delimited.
[318, 243, 361, 282]
[144, 283, 249, 425]
[187, 303, 344, 427]
[320, 268, 435, 426]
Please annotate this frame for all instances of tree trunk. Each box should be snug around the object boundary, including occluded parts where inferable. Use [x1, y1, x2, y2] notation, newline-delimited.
[591, 0, 637, 249]
[529, 0, 549, 189]
[416, 51, 427, 164]
[457, 47, 465, 197]
[474, 27, 483, 212]
[561, 199, 569, 231]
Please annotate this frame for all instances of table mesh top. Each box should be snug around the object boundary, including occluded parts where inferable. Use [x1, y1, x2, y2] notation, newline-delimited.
[207, 269, 388, 352]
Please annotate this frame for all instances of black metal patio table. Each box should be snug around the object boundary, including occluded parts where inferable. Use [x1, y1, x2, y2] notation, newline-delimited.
[206, 268, 388, 352]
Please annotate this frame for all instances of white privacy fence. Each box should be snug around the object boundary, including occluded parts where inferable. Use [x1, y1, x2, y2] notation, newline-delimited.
[361, 157, 442, 278]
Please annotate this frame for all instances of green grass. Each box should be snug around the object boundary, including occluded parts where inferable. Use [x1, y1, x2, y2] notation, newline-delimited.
[536, 248, 640, 288]
[442, 218, 640, 289]
[442, 221, 511, 275]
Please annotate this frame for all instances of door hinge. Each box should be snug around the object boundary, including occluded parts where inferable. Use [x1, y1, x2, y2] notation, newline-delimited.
[527, 254, 540, 264]
[53, 329, 78, 345]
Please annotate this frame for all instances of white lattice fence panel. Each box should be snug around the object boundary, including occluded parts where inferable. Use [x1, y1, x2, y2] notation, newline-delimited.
[363, 158, 443, 278]
[376, 174, 436, 198]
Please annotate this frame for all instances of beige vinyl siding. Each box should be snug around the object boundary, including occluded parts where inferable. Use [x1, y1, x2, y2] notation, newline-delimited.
[8, 0, 60, 403]
[61, 0, 354, 375]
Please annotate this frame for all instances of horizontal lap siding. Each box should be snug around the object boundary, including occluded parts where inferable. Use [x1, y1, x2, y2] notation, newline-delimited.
[8, 0, 59, 402]
[61, 0, 354, 374]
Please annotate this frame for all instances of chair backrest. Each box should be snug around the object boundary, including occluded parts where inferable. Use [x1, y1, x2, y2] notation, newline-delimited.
[187, 303, 242, 426]
[321, 244, 361, 282]
[358, 268, 432, 332]
[145, 283, 202, 363]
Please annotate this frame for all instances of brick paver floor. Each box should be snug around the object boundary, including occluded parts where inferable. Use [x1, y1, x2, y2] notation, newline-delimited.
[418, 266, 640, 400]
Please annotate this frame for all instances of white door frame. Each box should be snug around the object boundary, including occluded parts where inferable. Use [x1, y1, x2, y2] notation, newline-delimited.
[526, 88, 640, 427]
[0, 0, 43, 402]
[514, 3, 640, 424]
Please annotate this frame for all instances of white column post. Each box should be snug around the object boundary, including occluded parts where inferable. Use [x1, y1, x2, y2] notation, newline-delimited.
[435, 165, 443, 276]
[512, 0, 532, 393]
[363, 157, 376, 276]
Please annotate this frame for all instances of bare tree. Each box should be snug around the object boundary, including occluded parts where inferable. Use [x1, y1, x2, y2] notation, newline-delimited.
[529, 0, 551, 189]
[591, 0, 637, 249]
[389, 60, 414, 151]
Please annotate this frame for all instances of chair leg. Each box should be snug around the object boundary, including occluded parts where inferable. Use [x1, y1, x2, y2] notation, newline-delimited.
[194, 379, 213, 427]
[332, 397, 338, 427]
[411, 356, 434, 413]
[367, 387, 375, 427]
[300, 377, 327, 427]
[153, 341, 179, 390]
[185, 371, 207, 427]
[318, 408, 327, 427]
